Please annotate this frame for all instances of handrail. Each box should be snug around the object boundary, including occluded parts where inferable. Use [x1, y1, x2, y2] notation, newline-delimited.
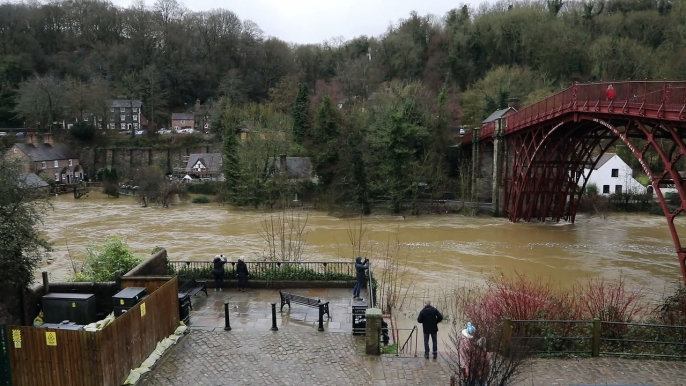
[461, 79, 686, 144]
[400, 326, 417, 354]
[167, 260, 356, 281]
[367, 262, 375, 309]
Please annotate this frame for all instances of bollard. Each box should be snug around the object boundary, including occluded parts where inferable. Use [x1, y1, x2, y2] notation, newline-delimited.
[270, 303, 278, 331]
[223, 301, 232, 331]
[318, 304, 324, 332]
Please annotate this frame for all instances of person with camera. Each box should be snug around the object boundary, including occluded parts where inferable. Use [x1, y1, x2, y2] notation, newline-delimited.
[353, 256, 370, 301]
[211, 254, 227, 291]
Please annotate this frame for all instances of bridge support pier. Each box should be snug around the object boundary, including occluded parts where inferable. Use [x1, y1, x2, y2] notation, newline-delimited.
[491, 119, 505, 216]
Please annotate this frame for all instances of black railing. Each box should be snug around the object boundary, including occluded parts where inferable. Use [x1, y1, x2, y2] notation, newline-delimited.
[167, 260, 356, 281]
[506, 318, 686, 359]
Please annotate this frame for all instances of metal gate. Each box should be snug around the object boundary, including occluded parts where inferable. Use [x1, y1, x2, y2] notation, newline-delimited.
[0, 325, 11, 386]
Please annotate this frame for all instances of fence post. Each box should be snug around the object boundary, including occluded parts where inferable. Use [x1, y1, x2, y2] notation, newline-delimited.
[592, 318, 601, 357]
[503, 318, 512, 351]
[223, 301, 232, 331]
[365, 308, 382, 355]
[270, 303, 278, 331]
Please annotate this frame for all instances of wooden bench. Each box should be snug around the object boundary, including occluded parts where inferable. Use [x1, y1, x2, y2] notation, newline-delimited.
[179, 278, 207, 298]
[279, 290, 330, 319]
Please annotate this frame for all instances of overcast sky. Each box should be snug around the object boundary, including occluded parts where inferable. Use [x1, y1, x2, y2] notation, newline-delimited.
[110, 0, 490, 44]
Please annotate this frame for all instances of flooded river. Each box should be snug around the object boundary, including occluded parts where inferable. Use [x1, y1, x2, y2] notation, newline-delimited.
[39, 193, 684, 301]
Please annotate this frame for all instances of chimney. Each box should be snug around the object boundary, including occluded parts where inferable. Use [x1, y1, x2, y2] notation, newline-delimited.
[279, 154, 287, 173]
[43, 132, 53, 146]
[507, 98, 521, 111]
[27, 132, 39, 147]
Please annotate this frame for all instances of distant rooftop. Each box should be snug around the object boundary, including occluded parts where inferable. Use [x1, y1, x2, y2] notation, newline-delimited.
[110, 100, 142, 108]
[482, 107, 517, 124]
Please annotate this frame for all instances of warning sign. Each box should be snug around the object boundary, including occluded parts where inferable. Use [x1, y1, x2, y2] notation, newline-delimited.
[120, 299, 124, 305]
[45, 332, 57, 346]
[72, 302, 76, 308]
[140, 303, 146, 317]
[12, 329, 21, 349]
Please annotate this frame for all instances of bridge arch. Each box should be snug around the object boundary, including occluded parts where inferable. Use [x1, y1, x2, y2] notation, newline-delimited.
[504, 115, 686, 282]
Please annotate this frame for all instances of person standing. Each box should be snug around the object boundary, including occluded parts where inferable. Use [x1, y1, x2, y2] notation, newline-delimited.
[458, 322, 490, 385]
[605, 84, 616, 101]
[353, 256, 369, 300]
[236, 258, 249, 292]
[417, 300, 443, 359]
[212, 254, 227, 292]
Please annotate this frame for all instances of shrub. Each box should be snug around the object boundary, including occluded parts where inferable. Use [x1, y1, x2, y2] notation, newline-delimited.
[70, 122, 96, 141]
[73, 237, 142, 281]
[192, 195, 211, 204]
[186, 182, 221, 195]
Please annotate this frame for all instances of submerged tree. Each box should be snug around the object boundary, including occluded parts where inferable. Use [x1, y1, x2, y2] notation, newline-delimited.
[97, 166, 120, 197]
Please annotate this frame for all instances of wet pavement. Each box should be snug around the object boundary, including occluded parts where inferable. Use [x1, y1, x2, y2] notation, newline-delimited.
[141, 288, 686, 386]
[186, 287, 364, 333]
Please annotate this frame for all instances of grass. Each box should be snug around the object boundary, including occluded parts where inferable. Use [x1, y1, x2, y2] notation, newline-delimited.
[381, 343, 398, 355]
[636, 174, 650, 186]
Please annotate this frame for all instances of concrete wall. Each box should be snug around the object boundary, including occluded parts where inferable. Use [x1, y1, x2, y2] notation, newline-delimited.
[125, 249, 169, 277]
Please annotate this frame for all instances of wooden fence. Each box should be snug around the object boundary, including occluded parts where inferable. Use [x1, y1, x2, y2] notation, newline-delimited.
[5, 277, 179, 386]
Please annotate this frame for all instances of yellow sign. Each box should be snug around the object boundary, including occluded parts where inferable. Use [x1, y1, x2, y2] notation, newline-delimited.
[11, 329, 21, 342]
[14, 341, 21, 349]
[45, 332, 57, 346]
[72, 302, 76, 308]
[140, 303, 146, 317]
[120, 299, 124, 305]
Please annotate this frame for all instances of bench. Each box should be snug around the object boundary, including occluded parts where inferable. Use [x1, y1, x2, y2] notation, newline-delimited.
[179, 278, 208, 299]
[279, 291, 330, 319]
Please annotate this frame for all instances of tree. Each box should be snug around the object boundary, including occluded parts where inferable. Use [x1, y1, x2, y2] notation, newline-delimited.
[14, 75, 65, 130]
[0, 154, 51, 323]
[312, 95, 341, 192]
[97, 167, 119, 197]
[218, 98, 241, 203]
[291, 83, 310, 144]
[133, 165, 165, 207]
[70, 121, 96, 141]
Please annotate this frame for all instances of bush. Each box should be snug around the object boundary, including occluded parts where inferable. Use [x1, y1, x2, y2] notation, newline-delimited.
[187, 182, 221, 195]
[70, 122, 96, 141]
[73, 237, 142, 281]
[192, 195, 211, 204]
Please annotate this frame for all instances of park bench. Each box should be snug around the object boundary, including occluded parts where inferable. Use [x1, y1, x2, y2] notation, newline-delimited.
[279, 290, 331, 319]
[179, 278, 208, 299]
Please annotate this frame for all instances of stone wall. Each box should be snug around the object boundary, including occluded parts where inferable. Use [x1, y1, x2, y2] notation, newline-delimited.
[73, 144, 221, 179]
[125, 249, 169, 277]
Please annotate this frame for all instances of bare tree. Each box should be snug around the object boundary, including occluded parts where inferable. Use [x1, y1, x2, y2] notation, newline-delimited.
[259, 208, 309, 262]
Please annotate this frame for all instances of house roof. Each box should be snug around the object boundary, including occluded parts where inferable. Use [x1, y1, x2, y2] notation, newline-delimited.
[482, 107, 517, 124]
[270, 157, 313, 179]
[15, 143, 76, 162]
[172, 113, 195, 120]
[110, 100, 142, 108]
[186, 153, 222, 172]
[591, 153, 616, 170]
[17, 173, 49, 189]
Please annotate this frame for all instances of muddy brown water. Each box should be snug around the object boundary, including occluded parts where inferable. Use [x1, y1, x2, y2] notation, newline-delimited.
[39, 193, 684, 303]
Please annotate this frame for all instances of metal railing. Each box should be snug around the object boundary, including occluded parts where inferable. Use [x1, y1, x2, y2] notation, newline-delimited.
[387, 327, 419, 357]
[367, 262, 376, 309]
[462, 80, 686, 144]
[167, 260, 356, 281]
[505, 318, 686, 359]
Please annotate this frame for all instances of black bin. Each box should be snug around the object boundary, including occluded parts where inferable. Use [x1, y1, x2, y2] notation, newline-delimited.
[178, 293, 191, 324]
[352, 300, 367, 335]
[42, 293, 97, 325]
[112, 287, 147, 308]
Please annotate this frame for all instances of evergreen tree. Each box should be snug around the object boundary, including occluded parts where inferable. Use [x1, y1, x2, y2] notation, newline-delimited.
[219, 98, 241, 203]
[292, 83, 311, 144]
[312, 95, 340, 190]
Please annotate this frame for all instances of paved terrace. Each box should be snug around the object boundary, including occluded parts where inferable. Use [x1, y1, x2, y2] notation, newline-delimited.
[141, 288, 686, 386]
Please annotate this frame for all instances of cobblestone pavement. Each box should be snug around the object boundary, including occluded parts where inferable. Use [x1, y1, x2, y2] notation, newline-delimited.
[141, 329, 686, 386]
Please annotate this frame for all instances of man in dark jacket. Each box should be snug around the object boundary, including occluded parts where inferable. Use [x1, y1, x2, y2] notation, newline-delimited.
[212, 254, 227, 291]
[353, 256, 369, 300]
[417, 300, 443, 359]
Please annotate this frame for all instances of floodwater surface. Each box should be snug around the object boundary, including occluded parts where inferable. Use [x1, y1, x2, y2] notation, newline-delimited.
[39, 193, 685, 301]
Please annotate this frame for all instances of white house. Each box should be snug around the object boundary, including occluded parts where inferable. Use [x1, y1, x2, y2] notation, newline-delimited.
[579, 153, 647, 195]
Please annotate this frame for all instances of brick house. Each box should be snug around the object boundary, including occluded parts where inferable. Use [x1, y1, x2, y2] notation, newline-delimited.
[9, 133, 83, 184]
[171, 113, 195, 131]
[107, 100, 142, 131]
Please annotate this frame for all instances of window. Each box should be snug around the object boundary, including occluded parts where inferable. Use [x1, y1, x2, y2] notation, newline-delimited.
[110, 116, 114, 122]
[53, 160, 58, 168]
[68, 159, 73, 166]
[42, 162, 46, 169]
[13, 148, 17, 154]
[54, 173, 59, 181]
[615, 185, 622, 194]
[133, 123, 139, 129]
[120, 108, 126, 113]
[133, 115, 138, 121]
[603, 185, 610, 194]
[181, 120, 185, 124]
[110, 108, 114, 113]
[611, 168, 619, 177]
[98, 116, 102, 121]
[133, 108, 138, 112]
[109, 123, 115, 129]
[120, 115, 126, 121]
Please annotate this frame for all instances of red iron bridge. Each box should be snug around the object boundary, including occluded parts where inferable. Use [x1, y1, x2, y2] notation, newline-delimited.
[460, 80, 686, 283]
